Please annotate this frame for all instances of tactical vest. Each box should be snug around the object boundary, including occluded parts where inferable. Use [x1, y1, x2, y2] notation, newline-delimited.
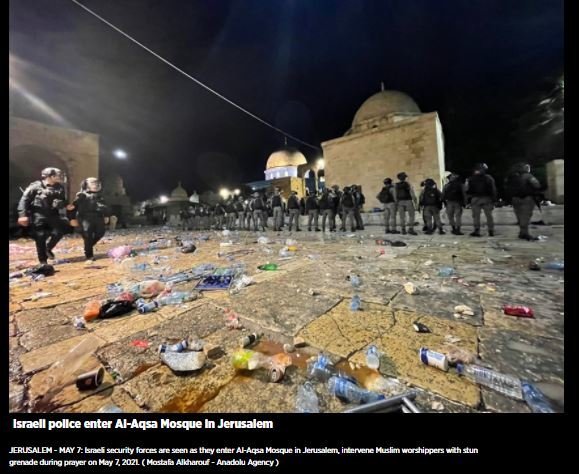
[395, 181, 411, 200]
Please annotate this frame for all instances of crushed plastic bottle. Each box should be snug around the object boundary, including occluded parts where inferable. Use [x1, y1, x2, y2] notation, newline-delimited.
[521, 381, 556, 413]
[296, 382, 320, 413]
[350, 295, 361, 311]
[328, 376, 385, 404]
[437, 267, 455, 277]
[349, 274, 361, 288]
[365, 345, 380, 370]
[543, 261, 564, 271]
[457, 363, 523, 400]
[306, 354, 355, 383]
[156, 292, 196, 306]
[503, 305, 534, 318]
[230, 274, 253, 294]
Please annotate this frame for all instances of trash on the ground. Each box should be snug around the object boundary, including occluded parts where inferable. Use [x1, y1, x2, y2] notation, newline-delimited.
[537, 235, 548, 241]
[279, 247, 293, 258]
[347, 274, 362, 288]
[97, 403, 124, 413]
[528, 261, 541, 271]
[99, 300, 134, 319]
[240, 333, 259, 348]
[271, 352, 293, 368]
[365, 345, 381, 370]
[424, 260, 434, 266]
[403, 282, 418, 295]
[75, 367, 105, 391]
[543, 261, 564, 271]
[230, 274, 253, 294]
[73, 316, 86, 330]
[431, 401, 444, 411]
[180, 243, 196, 254]
[30, 264, 55, 276]
[195, 273, 234, 291]
[521, 381, 556, 413]
[307, 288, 318, 296]
[413, 321, 430, 333]
[160, 351, 206, 372]
[454, 305, 474, 317]
[444, 335, 462, 344]
[456, 363, 523, 400]
[307, 254, 321, 260]
[503, 305, 534, 318]
[258, 263, 279, 271]
[188, 339, 205, 352]
[419, 347, 449, 371]
[363, 373, 401, 393]
[328, 376, 385, 404]
[231, 349, 269, 370]
[158, 340, 188, 353]
[283, 343, 295, 353]
[438, 266, 455, 277]
[444, 345, 477, 365]
[257, 236, 270, 244]
[268, 365, 285, 383]
[350, 294, 362, 311]
[293, 337, 307, 348]
[24, 291, 52, 302]
[285, 239, 297, 246]
[129, 280, 166, 298]
[482, 257, 494, 264]
[391, 241, 407, 247]
[204, 344, 223, 359]
[83, 300, 102, 321]
[296, 382, 319, 413]
[225, 310, 243, 329]
[108, 245, 133, 260]
[130, 340, 150, 348]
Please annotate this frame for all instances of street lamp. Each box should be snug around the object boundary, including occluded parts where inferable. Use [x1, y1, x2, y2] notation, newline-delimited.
[159, 195, 168, 204]
[233, 189, 241, 195]
[317, 158, 325, 169]
[219, 188, 230, 199]
[113, 149, 128, 159]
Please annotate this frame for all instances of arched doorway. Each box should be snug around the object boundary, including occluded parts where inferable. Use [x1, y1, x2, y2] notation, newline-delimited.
[9, 145, 70, 224]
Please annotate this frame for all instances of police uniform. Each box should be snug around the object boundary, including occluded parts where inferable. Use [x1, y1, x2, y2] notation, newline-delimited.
[271, 193, 284, 231]
[377, 179, 396, 233]
[466, 164, 497, 236]
[18, 178, 68, 264]
[306, 194, 320, 231]
[505, 164, 542, 240]
[393, 173, 418, 235]
[419, 180, 445, 235]
[340, 187, 357, 232]
[287, 193, 301, 231]
[318, 190, 335, 232]
[442, 175, 467, 235]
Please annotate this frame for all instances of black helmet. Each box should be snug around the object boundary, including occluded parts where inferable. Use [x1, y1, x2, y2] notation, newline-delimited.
[41, 167, 62, 178]
[397, 172, 408, 180]
[512, 162, 530, 174]
[448, 173, 459, 181]
[424, 178, 436, 187]
[343, 186, 351, 193]
[383, 178, 392, 185]
[474, 163, 488, 173]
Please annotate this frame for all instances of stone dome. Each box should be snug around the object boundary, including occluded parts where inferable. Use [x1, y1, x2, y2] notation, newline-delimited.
[170, 181, 189, 200]
[266, 149, 308, 170]
[352, 90, 420, 127]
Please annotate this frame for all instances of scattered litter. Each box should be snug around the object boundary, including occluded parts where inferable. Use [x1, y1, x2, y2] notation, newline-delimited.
[438, 267, 455, 277]
[413, 322, 430, 333]
[454, 305, 474, 317]
[283, 343, 295, 353]
[307, 288, 318, 296]
[240, 333, 259, 348]
[403, 282, 418, 295]
[424, 260, 434, 266]
[419, 347, 449, 371]
[24, 292, 52, 302]
[528, 261, 541, 271]
[431, 401, 444, 411]
[537, 235, 548, 241]
[444, 335, 462, 344]
[543, 261, 564, 271]
[131, 340, 150, 349]
[293, 337, 307, 348]
[445, 345, 477, 365]
[503, 305, 534, 318]
[73, 316, 86, 330]
[258, 263, 278, 271]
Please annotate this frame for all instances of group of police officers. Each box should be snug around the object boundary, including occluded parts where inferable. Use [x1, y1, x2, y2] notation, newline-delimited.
[16, 161, 544, 266]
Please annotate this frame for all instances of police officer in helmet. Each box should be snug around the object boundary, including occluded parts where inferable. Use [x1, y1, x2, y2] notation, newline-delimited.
[17, 167, 69, 264]
[465, 163, 497, 237]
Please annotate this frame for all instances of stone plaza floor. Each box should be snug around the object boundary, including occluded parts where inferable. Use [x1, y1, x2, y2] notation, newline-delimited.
[8, 223, 564, 413]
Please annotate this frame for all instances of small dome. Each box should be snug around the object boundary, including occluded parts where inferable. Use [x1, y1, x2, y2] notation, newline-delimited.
[352, 90, 420, 127]
[266, 148, 308, 170]
[170, 181, 189, 200]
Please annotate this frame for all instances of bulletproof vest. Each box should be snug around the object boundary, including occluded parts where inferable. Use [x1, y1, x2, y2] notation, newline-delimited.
[443, 180, 464, 202]
[342, 192, 355, 208]
[395, 181, 411, 200]
[214, 205, 225, 215]
[252, 197, 264, 210]
[288, 195, 300, 209]
[271, 195, 282, 207]
[319, 194, 330, 209]
[468, 174, 493, 197]
[378, 185, 394, 204]
[225, 202, 235, 213]
[422, 188, 442, 206]
[29, 181, 66, 213]
[505, 172, 536, 198]
[76, 191, 107, 216]
[306, 196, 318, 210]
[235, 202, 244, 212]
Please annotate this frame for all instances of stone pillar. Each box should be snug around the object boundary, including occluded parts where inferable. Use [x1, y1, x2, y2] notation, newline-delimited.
[546, 160, 564, 204]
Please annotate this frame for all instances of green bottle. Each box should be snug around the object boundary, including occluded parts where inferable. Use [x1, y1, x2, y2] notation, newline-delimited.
[258, 263, 278, 271]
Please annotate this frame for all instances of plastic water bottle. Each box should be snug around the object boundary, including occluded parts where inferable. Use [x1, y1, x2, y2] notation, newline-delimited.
[521, 381, 555, 413]
[457, 363, 523, 400]
[365, 345, 380, 370]
[156, 292, 195, 306]
[307, 354, 355, 383]
[138, 301, 159, 314]
[349, 274, 361, 288]
[543, 261, 564, 271]
[438, 266, 455, 277]
[350, 295, 361, 311]
[328, 376, 385, 404]
[97, 404, 124, 413]
[296, 382, 320, 413]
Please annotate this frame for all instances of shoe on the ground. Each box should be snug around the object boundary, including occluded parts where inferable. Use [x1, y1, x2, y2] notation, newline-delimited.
[470, 230, 481, 237]
[401, 229, 407, 235]
[408, 229, 417, 235]
[315, 228, 321, 232]
[391, 230, 400, 234]
[46, 249, 55, 260]
[455, 228, 464, 235]
[424, 230, 433, 235]
[439, 229, 446, 235]
[488, 230, 495, 237]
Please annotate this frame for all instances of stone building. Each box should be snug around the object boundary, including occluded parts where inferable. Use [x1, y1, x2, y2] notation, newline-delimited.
[322, 89, 445, 210]
[9, 117, 99, 220]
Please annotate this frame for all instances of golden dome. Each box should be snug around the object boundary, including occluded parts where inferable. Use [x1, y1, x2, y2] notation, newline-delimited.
[266, 149, 307, 170]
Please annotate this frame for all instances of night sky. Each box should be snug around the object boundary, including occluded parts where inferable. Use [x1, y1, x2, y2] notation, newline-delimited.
[9, 0, 564, 201]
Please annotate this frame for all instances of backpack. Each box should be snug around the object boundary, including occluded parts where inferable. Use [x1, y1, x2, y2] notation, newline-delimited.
[395, 181, 411, 200]
[342, 193, 354, 207]
[377, 186, 393, 204]
[505, 173, 534, 199]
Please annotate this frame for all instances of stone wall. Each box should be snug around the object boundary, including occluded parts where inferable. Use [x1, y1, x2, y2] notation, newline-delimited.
[546, 159, 564, 204]
[322, 112, 444, 210]
[269, 177, 306, 199]
[9, 117, 99, 204]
